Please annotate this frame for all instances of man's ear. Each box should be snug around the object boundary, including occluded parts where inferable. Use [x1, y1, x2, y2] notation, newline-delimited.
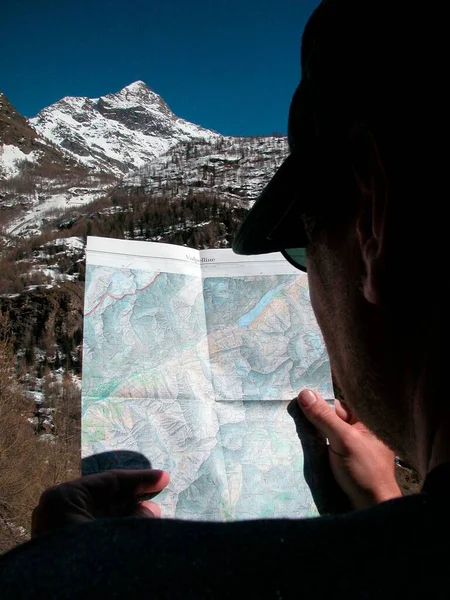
[350, 124, 388, 306]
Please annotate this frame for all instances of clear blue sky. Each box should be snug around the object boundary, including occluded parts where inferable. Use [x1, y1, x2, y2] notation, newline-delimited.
[1, 0, 320, 136]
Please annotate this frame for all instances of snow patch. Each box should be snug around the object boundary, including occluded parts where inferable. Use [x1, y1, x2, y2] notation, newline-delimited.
[6, 190, 104, 237]
[45, 236, 85, 251]
[0, 144, 38, 178]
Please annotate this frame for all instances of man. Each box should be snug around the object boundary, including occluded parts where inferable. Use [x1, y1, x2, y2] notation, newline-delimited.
[0, 0, 445, 596]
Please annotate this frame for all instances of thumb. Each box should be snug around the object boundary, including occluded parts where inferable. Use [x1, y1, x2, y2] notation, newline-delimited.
[297, 390, 352, 455]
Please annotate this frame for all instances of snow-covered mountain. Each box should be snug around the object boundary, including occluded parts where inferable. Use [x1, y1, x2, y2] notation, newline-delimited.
[31, 81, 220, 176]
[2, 82, 289, 239]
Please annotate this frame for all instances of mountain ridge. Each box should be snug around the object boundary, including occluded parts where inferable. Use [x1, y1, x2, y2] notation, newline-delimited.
[1, 83, 288, 239]
[30, 81, 221, 176]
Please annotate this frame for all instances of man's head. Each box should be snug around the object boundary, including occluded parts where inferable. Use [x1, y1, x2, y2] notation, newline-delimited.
[233, 0, 442, 470]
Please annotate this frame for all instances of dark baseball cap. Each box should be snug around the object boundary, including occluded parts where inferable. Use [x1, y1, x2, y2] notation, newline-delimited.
[232, 0, 420, 256]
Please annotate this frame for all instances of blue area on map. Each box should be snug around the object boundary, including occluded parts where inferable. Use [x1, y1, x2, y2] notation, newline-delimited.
[237, 283, 285, 328]
[235, 358, 250, 377]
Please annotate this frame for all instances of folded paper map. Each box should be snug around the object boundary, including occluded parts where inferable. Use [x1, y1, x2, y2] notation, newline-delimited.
[82, 236, 333, 520]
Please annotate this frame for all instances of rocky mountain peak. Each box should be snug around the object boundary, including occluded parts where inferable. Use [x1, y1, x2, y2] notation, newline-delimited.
[100, 81, 171, 113]
[30, 82, 219, 175]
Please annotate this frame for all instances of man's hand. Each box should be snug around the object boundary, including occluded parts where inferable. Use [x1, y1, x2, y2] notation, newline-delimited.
[32, 469, 170, 537]
[291, 389, 401, 511]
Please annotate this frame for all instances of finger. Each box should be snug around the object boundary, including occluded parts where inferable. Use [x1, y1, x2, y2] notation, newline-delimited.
[334, 399, 351, 422]
[297, 390, 353, 455]
[135, 501, 161, 518]
[109, 469, 171, 496]
[335, 399, 360, 425]
[75, 469, 170, 516]
[334, 398, 349, 422]
[82, 469, 170, 500]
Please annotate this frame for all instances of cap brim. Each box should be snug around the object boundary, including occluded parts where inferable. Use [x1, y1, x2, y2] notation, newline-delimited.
[232, 152, 308, 256]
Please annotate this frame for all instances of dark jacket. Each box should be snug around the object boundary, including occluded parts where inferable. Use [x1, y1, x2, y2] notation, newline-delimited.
[1, 464, 449, 599]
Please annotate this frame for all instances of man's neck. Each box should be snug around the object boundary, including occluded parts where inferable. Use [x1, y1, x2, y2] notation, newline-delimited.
[408, 330, 441, 478]
[412, 381, 448, 478]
